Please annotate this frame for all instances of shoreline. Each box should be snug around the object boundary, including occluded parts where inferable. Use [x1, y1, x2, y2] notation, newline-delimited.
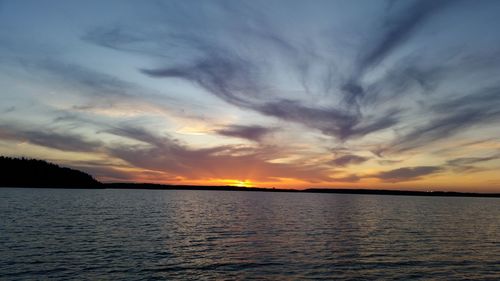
[2, 184, 499, 198]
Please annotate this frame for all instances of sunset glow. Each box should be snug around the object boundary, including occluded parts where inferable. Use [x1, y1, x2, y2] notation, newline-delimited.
[1, 0, 500, 192]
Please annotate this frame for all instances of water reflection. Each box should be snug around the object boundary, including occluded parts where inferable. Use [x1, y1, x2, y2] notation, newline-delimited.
[1, 188, 499, 280]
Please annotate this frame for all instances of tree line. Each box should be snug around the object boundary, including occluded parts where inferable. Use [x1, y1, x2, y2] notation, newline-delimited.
[0, 156, 101, 188]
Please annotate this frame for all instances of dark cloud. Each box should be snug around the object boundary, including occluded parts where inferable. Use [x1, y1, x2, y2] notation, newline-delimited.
[431, 86, 500, 113]
[446, 154, 500, 172]
[0, 124, 102, 153]
[83, 27, 169, 58]
[392, 112, 486, 153]
[65, 159, 182, 183]
[257, 99, 398, 140]
[69, 165, 135, 182]
[330, 174, 361, 183]
[362, 0, 453, 70]
[362, 48, 500, 109]
[255, 100, 357, 139]
[2, 106, 15, 113]
[374, 166, 443, 182]
[447, 155, 499, 166]
[377, 159, 403, 166]
[106, 126, 176, 148]
[19, 60, 137, 99]
[342, 0, 454, 109]
[140, 50, 261, 108]
[329, 154, 368, 167]
[215, 125, 274, 142]
[362, 61, 446, 107]
[385, 87, 500, 153]
[143, 61, 398, 140]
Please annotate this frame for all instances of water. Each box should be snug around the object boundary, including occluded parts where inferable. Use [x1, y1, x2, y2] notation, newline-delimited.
[1, 188, 499, 280]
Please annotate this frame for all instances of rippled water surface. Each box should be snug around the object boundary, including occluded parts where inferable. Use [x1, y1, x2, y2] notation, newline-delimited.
[1, 188, 499, 280]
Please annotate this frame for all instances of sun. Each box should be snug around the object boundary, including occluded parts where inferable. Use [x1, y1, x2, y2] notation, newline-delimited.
[214, 179, 255, 188]
[234, 180, 253, 188]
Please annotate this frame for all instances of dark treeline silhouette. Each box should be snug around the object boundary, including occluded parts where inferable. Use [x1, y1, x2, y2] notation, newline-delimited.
[0, 156, 101, 188]
[105, 183, 292, 192]
[1, 156, 499, 197]
[107, 183, 500, 198]
[303, 188, 500, 198]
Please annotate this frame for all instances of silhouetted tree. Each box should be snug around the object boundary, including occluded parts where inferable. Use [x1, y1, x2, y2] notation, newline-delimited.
[0, 156, 101, 188]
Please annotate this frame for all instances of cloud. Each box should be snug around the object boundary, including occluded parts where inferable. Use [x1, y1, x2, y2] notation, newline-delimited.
[2, 106, 15, 113]
[385, 87, 500, 153]
[330, 174, 361, 183]
[0, 121, 333, 183]
[446, 154, 500, 172]
[17, 59, 138, 100]
[256, 100, 400, 140]
[11, 58, 208, 122]
[361, 0, 453, 70]
[83, 27, 170, 58]
[362, 60, 446, 107]
[374, 166, 443, 182]
[215, 125, 274, 142]
[377, 159, 403, 166]
[68, 164, 135, 182]
[3, 0, 500, 189]
[341, 0, 454, 108]
[87, 5, 399, 141]
[142, 57, 399, 140]
[105, 125, 333, 183]
[447, 155, 499, 166]
[140, 49, 261, 108]
[0, 124, 102, 153]
[329, 154, 368, 167]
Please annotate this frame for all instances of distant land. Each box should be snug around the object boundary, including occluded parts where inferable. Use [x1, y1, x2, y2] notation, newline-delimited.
[1, 157, 499, 198]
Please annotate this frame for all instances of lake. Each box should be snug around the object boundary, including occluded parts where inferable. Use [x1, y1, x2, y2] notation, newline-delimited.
[1, 188, 499, 280]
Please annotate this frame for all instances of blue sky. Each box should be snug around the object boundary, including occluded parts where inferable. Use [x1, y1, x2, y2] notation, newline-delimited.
[1, 0, 500, 191]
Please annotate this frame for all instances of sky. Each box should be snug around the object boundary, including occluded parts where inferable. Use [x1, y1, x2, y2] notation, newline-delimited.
[1, 0, 500, 192]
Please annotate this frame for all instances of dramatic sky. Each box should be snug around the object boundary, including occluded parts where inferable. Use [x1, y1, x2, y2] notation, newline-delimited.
[1, 0, 500, 191]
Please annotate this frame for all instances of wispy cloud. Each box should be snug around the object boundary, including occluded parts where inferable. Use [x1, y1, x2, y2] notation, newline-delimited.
[215, 125, 274, 142]
[88, 3, 404, 142]
[342, 0, 455, 108]
[446, 154, 500, 172]
[361, 0, 453, 70]
[0, 121, 332, 183]
[329, 154, 368, 167]
[373, 166, 443, 182]
[105, 125, 333, 183]
[384, 87, 500, 154]
[0, 124, 102, 153]
[7, 58, 211, 122]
